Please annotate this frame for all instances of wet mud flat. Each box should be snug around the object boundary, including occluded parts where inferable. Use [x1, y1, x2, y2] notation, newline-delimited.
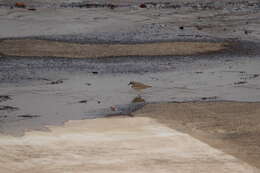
[0, 0, 260, 42]
[0, 39, 260, 136]
[0, 0, 260, 172]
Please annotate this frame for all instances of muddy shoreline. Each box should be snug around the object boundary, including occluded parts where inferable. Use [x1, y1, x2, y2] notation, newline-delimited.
[1, 43, 260, 135]
[0, 0, 260, 172]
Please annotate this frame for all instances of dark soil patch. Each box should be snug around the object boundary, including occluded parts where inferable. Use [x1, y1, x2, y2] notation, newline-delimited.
[0, 95, 11, 103]
[0, 105, 18, 111]
[17, 114, 40, 118]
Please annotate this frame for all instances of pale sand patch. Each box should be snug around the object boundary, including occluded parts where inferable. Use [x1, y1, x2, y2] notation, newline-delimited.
[0, 39, 228, 58]
[0, 116, 258, 173]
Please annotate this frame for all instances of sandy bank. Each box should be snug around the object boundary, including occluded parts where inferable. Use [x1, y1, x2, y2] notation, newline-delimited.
[0, 115, 258, 173]
[134, 102, 260, 169]
[0, 39, 228, 58]
[0, 102, 259, 172]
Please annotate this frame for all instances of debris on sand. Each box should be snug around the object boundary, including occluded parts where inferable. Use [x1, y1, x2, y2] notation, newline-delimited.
[15, 2, 26, 8]
[92, 71, 99, 75]
[85, 83, 92, 86]
[61, 3, 117, 9]
[28, 8, 36, 11]
[110, 106, 116, 111]
[139, 4, 147, 8]
[0, 95, 11, 103]
[128, 81, 152, 90]
[17, 114, 40, 118]
[179, 26, 184, 30]
[0, 115, 7, 119]
[234, 81, 247, 85]
[250, 74, 259, 79]
[78, 100, 88, 104]
[201, 96, 218, 101]
[132, 96, 146, 103]
[240, 74, 259, 80]
[49, 79, 63, 85]
[244, 30, 252, 35]
[195, 26, 203, 30]
[108, 4, 116, 9]
[0, 106, 19, 111]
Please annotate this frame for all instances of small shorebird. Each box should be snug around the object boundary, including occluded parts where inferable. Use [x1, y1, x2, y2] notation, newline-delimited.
[128, 81, 152, 90]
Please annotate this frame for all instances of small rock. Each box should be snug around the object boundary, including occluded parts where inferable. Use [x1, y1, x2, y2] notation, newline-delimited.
[201, 96, 217, 101]
[15, 2, 26, 8]
[17, 114, 40, 118]
[49, 79, 63, 85]
[28, 8, 36, 11]
[92, 71, 98, 75]
[234, 81, 247, 85]
[252, 74, 259, 78]
[85, 83, 92, 86]
[179, 26, 184, 30]
[78, 100, 88, 104]
[139, 4, 147, 8]
[196, 26, 203, 30]
[0, 115, 7, 119]
[97, 101, 101, 104]
[108, 4, 116, 9]
[0, 106, 19, 111]
[110, 106, 116, 111]
[0, 95, 11, 103]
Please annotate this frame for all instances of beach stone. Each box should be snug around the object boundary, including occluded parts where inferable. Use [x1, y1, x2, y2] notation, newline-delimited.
[15, 2, 26, 8]
[139, 4, 147, 8]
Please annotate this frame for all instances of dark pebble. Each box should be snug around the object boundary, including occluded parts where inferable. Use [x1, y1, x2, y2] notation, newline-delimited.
[139, 4, 147, 8]
[78, 100, 88, 104]
[49, 79, 63, 85]
[17, 114, 40, 118]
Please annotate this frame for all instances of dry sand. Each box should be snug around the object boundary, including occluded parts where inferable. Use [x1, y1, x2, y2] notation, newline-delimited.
[0, 39, 228, 58]
[134, 102, 260, 169]
[0, 102, 260, 172]
[0, 115, 258, 173]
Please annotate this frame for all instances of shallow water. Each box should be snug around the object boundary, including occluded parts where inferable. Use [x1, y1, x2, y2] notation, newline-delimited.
[0, 52, 260, 135]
